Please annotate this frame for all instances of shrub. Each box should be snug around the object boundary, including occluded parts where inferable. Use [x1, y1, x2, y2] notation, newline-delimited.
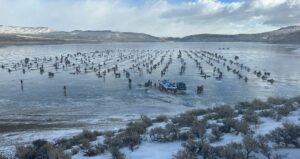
[106, 129, 141, 151]
[209, 146, 223, 159]
[0, 154, 8, 159]
[46, 145, 70, 159]
[221, 143, 245, 159]
[149, 123, 179, 142]
[235, 120, 250, 135]
[288, 96, 300, 104]
[32, 139, 48, 149]
[237, 101, 252, 110]
[122, 131, 141, 151]
[79, 139, 91, 150]
[238, 99, 270, 110]
[185, 109, 210, 116]
[149, 127, 168, 142]
[257, 135, 272, 159]
[152, 114, 168, 122]
[178, 139, 217, 159]
[110, 147, 125, 159]
[104, 135, 123, 149]
[220, 118, 237, 133]
[104, 118, 151, 151]
[165, 123, 179, 141]
[178, 131, 193, 141]
[174, 148, 197, 159]
[182, 139, 201, 156]
[213, 105, 235, 119]
[250, 99, 271, 110]
[259, 109, 276, 118]
[200, 142, 214, 159]
[83, 143, 106, 157]
[268, 122, 300, 148]
[267, 97, 287, 105]
[190, 120, 206, 140]
[242, 134, 258, 159]
[242, 109, 259, 124]
[126, 121, 148, 135]
[16, 140, 70, 159]
[140, 115, 152, 127]
[203, 113, 218, 120]
[16, 146, 35, 159]
[104, 131, 115, 138]
[78, 130, 99, 141]
[172, 114, 197, 127]
[276, 104, 295, 116]
[210, 127, 222, 142]
[56, 130, 98, 149]
[71, 146, 80, 155]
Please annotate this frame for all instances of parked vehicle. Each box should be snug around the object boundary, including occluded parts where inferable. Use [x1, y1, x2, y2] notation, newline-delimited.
[159, 80, 187, 94]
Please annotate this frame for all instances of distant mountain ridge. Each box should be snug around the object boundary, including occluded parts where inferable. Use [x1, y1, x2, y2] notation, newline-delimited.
[41, 30, 161, 42]
[0, 25, 299, 44]
[180, 26, 300, 43]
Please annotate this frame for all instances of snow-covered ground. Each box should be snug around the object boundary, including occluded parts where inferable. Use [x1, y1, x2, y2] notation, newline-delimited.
[120, 142, 182, 159]
[0, 129, 81, 157]
[73, 142, 182, 159]
[210, 133, 243, 147]
[1, 103, 299, 159]
[69, 105, 300, 159]
[0, 25, 52, 34]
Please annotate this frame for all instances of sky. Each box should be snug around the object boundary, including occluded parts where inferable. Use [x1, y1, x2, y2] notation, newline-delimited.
[0, 0, 299, 37]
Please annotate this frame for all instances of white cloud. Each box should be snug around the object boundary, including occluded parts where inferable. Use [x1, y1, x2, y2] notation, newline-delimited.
[251, 0, 286, 9]
[0, 0, 299, 37]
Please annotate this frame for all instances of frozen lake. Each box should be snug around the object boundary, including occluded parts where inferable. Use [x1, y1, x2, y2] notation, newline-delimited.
[0, 42, 300, 134]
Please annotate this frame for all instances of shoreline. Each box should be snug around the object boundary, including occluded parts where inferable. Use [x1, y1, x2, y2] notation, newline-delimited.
[1, 40, 300, 47]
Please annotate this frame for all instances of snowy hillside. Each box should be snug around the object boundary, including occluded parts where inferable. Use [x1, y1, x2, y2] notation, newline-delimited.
[276, 26, 300, 34]
[0, 25, 52, 34]
[263, 25, 300, 36]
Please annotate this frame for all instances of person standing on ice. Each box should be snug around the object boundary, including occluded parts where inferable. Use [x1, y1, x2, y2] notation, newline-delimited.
[20, 80, 24, 91]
